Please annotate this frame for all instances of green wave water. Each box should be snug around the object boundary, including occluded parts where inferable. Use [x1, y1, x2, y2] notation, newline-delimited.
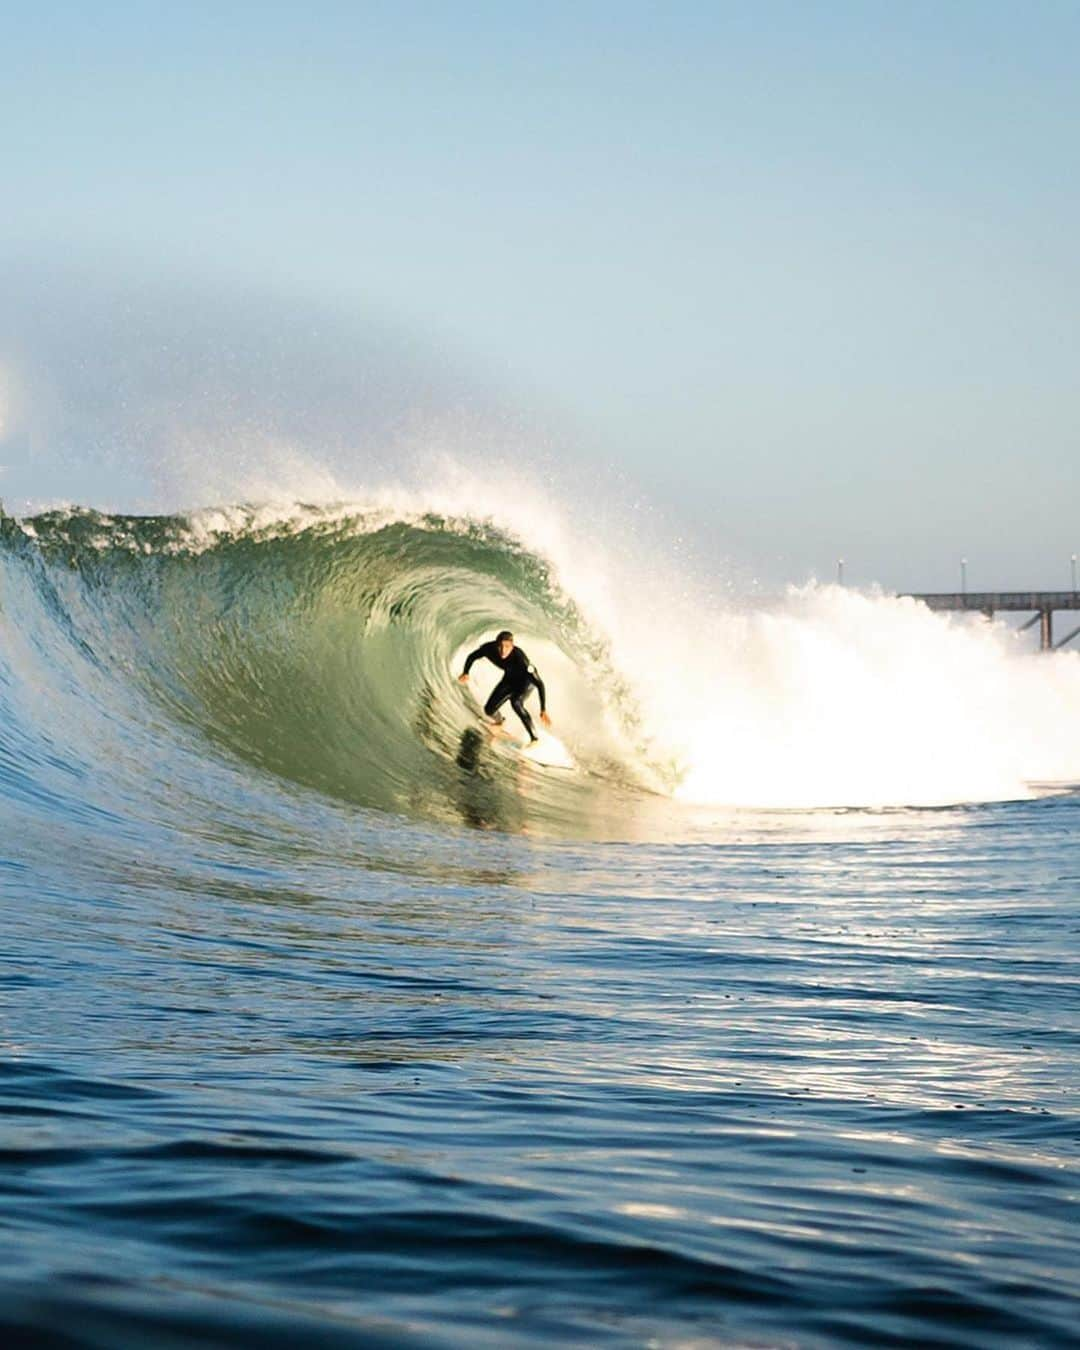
[1, 503, 671, 840]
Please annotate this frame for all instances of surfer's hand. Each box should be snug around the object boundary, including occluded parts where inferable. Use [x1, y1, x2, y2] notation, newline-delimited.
[458, 673, 469, 684]
[540, 711, 552, 727]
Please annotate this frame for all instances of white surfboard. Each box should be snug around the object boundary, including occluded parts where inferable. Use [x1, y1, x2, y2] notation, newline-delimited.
[515, 730, 575, 770]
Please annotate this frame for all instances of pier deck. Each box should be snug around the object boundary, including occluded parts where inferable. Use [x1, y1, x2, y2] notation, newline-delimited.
[903, 592, 1080, 650]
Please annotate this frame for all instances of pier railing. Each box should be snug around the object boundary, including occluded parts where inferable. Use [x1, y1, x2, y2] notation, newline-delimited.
[903, 592, 1080, 650]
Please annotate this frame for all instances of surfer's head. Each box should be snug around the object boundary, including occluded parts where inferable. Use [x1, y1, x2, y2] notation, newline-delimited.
[495, 630, 514, 658]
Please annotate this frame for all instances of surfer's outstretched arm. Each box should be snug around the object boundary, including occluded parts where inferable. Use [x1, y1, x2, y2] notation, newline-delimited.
[460, 643, 492, 681]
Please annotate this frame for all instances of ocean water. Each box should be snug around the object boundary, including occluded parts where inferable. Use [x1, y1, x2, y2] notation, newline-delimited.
[2, 502, 1079, 1348]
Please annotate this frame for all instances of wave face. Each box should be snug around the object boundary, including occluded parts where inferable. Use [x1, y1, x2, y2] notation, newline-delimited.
[0, 503, 668, 840]
[4, 498, 1080, 842]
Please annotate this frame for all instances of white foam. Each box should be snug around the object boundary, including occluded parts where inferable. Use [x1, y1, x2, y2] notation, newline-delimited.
[656, 585, 1080, 808]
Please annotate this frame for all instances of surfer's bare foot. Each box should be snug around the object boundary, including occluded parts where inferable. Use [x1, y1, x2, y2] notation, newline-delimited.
[528, 737, 540, 746]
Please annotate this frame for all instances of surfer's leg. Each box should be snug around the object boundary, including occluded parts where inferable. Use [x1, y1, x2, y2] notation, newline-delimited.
[510, 693, 537, 742]
[484, 678, 514, 725]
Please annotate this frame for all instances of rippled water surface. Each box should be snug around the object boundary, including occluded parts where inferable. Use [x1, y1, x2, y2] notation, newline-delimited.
[3, 790, 1078, 1348]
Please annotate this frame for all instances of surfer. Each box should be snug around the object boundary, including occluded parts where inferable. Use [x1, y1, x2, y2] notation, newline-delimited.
[458, 630, 551, 745]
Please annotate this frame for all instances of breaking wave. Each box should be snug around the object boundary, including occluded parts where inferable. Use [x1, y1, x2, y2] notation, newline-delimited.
[2, 497, 1080, 842]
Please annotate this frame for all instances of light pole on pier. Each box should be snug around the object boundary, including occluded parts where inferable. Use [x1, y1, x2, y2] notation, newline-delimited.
[837, 558, 844, 586]
[960, 558, 967, 595]
[1072, 554, 1077, 593]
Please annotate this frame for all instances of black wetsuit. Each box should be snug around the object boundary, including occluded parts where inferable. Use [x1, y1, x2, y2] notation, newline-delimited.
[463, 642, 547, 741]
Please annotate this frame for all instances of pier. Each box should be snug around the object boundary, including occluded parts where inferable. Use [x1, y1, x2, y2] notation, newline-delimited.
[903, 592, 1080, 651]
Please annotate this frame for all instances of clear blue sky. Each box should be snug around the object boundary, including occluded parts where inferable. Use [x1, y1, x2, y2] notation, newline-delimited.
[3, 1, 1078, 589]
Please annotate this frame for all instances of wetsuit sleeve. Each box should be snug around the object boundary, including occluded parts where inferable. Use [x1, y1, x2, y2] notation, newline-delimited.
[462, 643, 492, 675]
[530, 667, 547, 713]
